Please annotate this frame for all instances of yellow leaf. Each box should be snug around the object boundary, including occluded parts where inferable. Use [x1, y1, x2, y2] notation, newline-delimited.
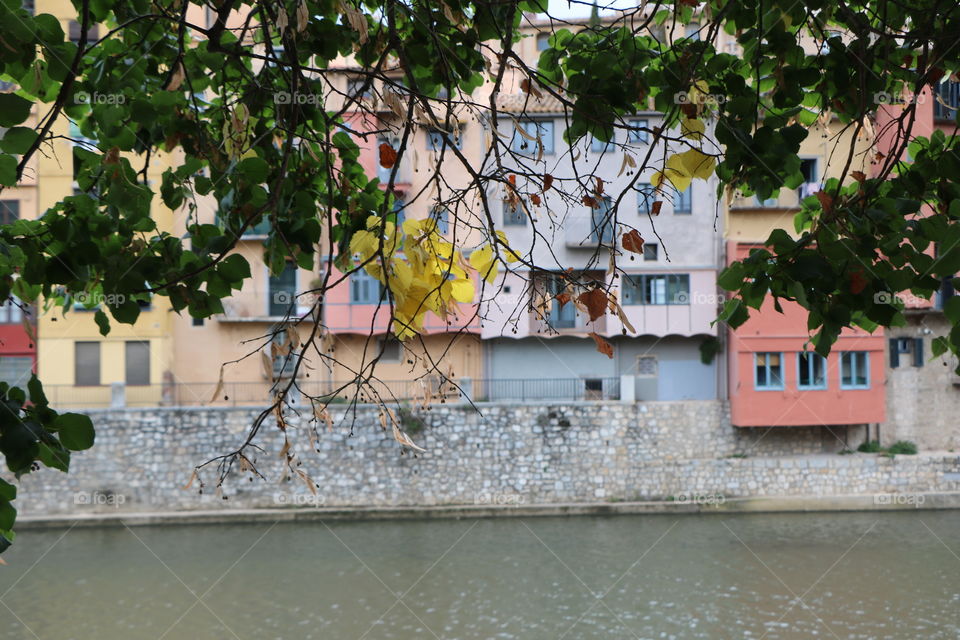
[349, 229, 378, 259]
[680, 118, 705, 141]
[663, 155, 693, 192]
[678, 148, 716, 180]
[449, 278, 475, 303]
[469, 245, 499, 283]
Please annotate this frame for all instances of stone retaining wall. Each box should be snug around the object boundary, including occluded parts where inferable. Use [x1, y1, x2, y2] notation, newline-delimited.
[8, 401, 959, 516]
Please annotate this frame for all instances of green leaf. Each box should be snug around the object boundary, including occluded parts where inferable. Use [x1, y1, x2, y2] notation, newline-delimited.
[0, 154, 17, 186]
[55, 413, 95, 451]
[0, 127, 37, 154]
[0, 501, 14, 531]
[0, 93, 32, 128]
[238, 156, 269, 183]
[37, 442, 69, 472]
[94, 309, 110, 336]
[0, 478, 15, 501]
[218, 253, 251, 282]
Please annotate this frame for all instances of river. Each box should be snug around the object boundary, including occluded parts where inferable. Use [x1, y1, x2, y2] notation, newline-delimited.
[0, 511, 957, 639]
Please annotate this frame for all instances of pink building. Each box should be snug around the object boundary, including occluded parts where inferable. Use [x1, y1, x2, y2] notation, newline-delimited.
[726, 243, 886, 428]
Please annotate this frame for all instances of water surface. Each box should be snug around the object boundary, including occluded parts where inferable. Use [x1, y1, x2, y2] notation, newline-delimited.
[0, 511, 957, 639]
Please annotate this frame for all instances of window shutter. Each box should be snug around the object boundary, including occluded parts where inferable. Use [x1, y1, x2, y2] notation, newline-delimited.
[913, 338, 924, 367]
[889, 338, 900, 368]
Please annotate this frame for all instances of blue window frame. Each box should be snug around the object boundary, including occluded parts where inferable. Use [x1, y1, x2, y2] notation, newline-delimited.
[427, 128, 461, 150]
[621, 274, 689, 305]
[591, 196, 614, 244]
[390, 194, 405, 225]
[591, 134, 613, 153]
[840, 351, 870, 389]
[674, 186, 692, 213]
[512, 120, 554, 155]
[431, 206, 449, 235]
[637, 183, 656, 216]
[797, 351, 827, 390]
[545, 275, 575, 328]
[350, 270, 385, 304]
[754, 352, 784, 390]
[628, 119, 649, 144]
[504, 202, 526, 226]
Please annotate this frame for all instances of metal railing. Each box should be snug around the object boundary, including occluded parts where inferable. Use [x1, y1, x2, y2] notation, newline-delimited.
[41, 377, 623, 409]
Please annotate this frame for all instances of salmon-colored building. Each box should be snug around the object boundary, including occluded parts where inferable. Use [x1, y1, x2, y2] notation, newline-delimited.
[724, 113, 887, 432]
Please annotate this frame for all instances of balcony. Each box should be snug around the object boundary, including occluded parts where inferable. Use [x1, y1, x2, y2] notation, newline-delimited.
[729, 183, 819, 211]
[529, 300, 607, 335]
[564, 214, 615, 249]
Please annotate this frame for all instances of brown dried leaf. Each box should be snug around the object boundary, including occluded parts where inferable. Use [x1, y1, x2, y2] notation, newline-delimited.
[530, 193, 541, 206]
[209, 366, 226, 404]
[543, 173, 554, 191]
[555, 292, 571, 308]
[184, 469, 198, 490]
[595, 176, 604, 195]
[577, 288, 608, 322]
[622, 229, 644, 254]
[851, 170, 866, 182]
[651, 201, 663, 216]
[379, 143, 397, 169]
[610, 298, 636, 334]
[589, 332, 614, 359]
[582, 195, 597, 208]
[815, 190, 833, 213]
[296, 0, 309, 32]
[166, 62, 185, 91]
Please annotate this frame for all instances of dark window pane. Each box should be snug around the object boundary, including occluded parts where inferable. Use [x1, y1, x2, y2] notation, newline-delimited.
[0, 200, 19, 225]
[269, 262, 297, 316]
[75, 341, 100, 386]
[125, 341, 150, 385]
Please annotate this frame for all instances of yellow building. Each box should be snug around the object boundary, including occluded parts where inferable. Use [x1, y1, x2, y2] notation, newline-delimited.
[35, 0, 175, 408]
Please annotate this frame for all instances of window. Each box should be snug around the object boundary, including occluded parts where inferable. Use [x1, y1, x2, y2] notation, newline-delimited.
[621, 274, 690, 305]
[390, 194, 405, 225]
[674, 186, 692, 214]
[0, 296, 23, 323]
[536, 33, 550, 51]
[0, 200, 19, 225]
[192, 317, 204, 327]
[841, 352, 870, 389]
[591, 134, 613, 153]
[797, 351, 827, 389]
[431, 206, 450, 235]
[544, 274, 575, 328]
[350, 269, 385, 304]
[22, 1, 34, 15]
[798, 159, 819, 200]
[125, 341, 150, 386]
[512, 120, 554, 155]
[377, 337, 402, 362]
[643, 243, 658, 261]
[272, 331, 298, 378]
[754, 352, 783, 390]
[628, 119, 649, 144]
[268, 261, 297, 316]
[591, 196, 614, 244]
[504, 201, 526, 226]
[427, 128, 461, 150]
[637, 183, 656, 216]
[0, 356, 31, 387]
[347, 78, 373, 101]
[636, 355, 658, 377]
[889, 337, 924, 367]
[68, 21, 100, 44]
[755, 193, 779, 207]
[75, 341, 100, 386]
[684, 23, 700, 40]
[935, 80, 960, 120]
